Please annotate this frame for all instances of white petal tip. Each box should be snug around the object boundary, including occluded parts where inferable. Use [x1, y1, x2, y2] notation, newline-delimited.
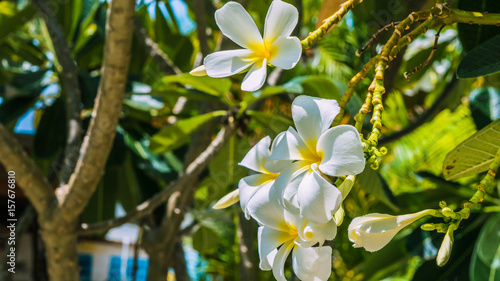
[213, 189, 240, 209]
[190, 65, 207, 76]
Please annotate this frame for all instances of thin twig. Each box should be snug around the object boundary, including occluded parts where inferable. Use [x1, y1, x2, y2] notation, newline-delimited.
[134, 16, 181, 75]
[31, 0, 82, 186]
[356, 21, 401, 56]
[193, 0, 210, 58]
[404, 24, 446, 80]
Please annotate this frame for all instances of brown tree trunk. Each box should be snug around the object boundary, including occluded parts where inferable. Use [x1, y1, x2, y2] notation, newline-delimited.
[146, 249, 170, 281]
[238, 212, 258, 281]
[39, 220, 80, 281]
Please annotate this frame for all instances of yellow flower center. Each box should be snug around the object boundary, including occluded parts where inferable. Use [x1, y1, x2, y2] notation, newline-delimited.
[248, 43, 275, 61]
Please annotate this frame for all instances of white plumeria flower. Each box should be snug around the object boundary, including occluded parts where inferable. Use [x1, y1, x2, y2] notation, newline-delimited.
[265, 95, 365, 224]
[213, 134, 289, 219]
[249, 182, 335, 281]
[190, 0, 302, 92]
[348, 209, 436, 252]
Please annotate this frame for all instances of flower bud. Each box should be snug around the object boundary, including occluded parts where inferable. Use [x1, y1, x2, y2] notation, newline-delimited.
[421, 223, 436, 231]
[348, 209, 435, 252]
[334, 204, 345, 226]
[436, 226, 455, 267]
[337, 175, 355, 200]
[213, 189, 239, 209]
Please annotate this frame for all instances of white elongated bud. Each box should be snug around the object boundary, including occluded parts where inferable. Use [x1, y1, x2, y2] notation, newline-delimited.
[334, 204, 345, 226]
[436, 225, 455, 267]
[348, 209, 436, 252]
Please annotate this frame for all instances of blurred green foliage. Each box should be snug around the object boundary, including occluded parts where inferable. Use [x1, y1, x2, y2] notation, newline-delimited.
[1, 0, 500, 280]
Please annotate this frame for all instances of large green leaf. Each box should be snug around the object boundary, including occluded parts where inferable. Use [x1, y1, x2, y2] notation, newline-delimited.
[0, 4, 35, 42]
[246, 110, 293, 134]
[356, 165, 398, 211]
[457, 34, 500, 79]
[470, 214, 500, 281]
[457, 0, 500, 52]
[469, 87, 500, 129]
[149, 110, 226, 154]
[33, 97, 66, 158]
[208, 135, 251, 191]
[156, 74, 231, 98]
[192, 226, 218, 255]
[443, 118, 500, 180]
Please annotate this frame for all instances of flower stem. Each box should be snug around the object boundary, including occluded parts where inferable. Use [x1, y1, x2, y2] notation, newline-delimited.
[301, 0, 363, 49]
[367, 9, 445, 146]
[456, 146, 500, 219]
[443, 8, 500, 25]
[335, 18, 440, 128]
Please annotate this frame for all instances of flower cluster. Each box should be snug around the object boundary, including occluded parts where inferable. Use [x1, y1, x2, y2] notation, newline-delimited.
[203, 0, 441, 278]
[190, 0, 302, 92]
[216, 95, 366, 280]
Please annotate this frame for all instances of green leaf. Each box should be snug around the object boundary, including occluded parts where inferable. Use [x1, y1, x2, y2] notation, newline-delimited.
[208, 135, 251, 191]
[149, 110, 226, 154]
[457, 34, 500, 79]
[469, 87, 500, 129]
[156, 74, 231, 98]
[192, 226, 218, 255]
[294, 76, 341, 100]
[246, 110, 293, 134]
[457, 0, 500, 52]
[356, 165, 398, 211]
[470, 214, 500, 281]
[443, 118, 500, 180]
[33, 97, 66, 158]
[0, 4, 35, 42]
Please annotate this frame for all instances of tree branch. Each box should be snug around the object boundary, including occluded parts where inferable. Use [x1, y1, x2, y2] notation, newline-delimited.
[31, 0, 82, 186]
[134, 15, 181, 75]
[193, 0, 210, 58]
[58, 0, 135, 220]
[79, 124, 235, 234]
[0, 125, 55, 213]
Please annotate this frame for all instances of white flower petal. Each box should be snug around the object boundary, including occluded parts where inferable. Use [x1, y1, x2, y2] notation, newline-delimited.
[298, 219, 338, 247]
[263, 0, 299, 45]
[297, 165, 342, 224]
[247, 182, 287, 230]
[266, 127, 315, 172]
[239, 136, 272, 174]
[292, 245, 332, 281]
[204, 49, 254, 78]
[317, 125, 365, 177]
[272, 161, 309, 206]
[215, 2, 263, 49]
[272, 240, 295, 281]
[269, 36, 302, 69]
[271, 131, 286, 152]
[260, 248, 278, 271]
[292, 96, 340, 152]
[239, 175, 275, 219]
[258, 226, 294, 270]
[241, 59, 267, 92]
[213, 189, 239, 209]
